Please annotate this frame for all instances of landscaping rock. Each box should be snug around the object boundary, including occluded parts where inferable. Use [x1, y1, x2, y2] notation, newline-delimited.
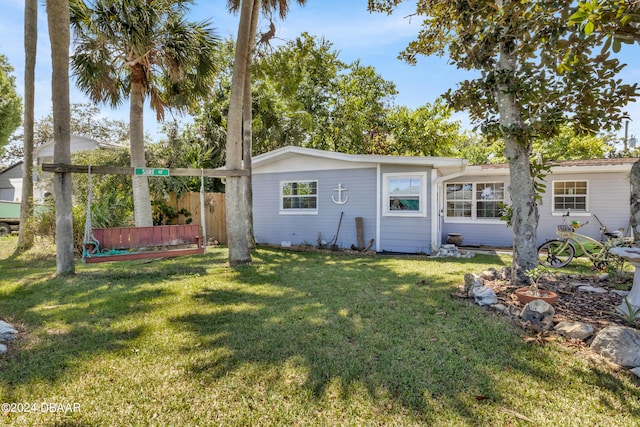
[568, 281, 585, 289]
[479, 268, 499, 281]
[590, 326, 640, 368]
[577, 285, 608, 294]
[499, 266, 511, 280]
[435, 245, 473, 258]
[0, 343, 6, 354]
[464, 273, 484, 292]
[520, 299, 555, 330]
[508, 305, 521, 317]
[491, 303, 508, 314]
[0, 320, 17, 342]
[435, 244, 458, 257]
[610, 290, 630, 297]
[463, 273, 484, 292]
[554, 321, 595, 341]
[631, 367, 640, 379]
[469, 285, 498, 306]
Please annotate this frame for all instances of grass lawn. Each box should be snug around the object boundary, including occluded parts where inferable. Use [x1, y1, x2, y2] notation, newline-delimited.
[1, 235, 639, 426]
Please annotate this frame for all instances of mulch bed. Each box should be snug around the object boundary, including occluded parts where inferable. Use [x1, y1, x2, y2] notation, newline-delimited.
[482, 272, 638, 332]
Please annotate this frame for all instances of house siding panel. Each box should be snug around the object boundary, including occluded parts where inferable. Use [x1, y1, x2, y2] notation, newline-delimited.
[253, 168, 377, 249]
[441, 222, 513, 248]
[379, 165, 432, 254]
[440, 175, 511, 248]
[442, 170, 632, 248]
[537, 171, 632, 244]
[0, 163, 23, 201]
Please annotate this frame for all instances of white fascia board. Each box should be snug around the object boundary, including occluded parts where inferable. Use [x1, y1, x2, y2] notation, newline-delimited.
[463, 162, 635, 178]
[549, 164, 633, 174]
[253, 146, 469, 173]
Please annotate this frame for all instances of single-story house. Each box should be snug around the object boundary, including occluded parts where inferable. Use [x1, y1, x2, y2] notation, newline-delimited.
[251, 146, 637, 253]
[0, 135, 127, 203]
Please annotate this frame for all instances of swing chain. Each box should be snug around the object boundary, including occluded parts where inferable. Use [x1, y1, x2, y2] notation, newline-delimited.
[82, 165, 101, 261]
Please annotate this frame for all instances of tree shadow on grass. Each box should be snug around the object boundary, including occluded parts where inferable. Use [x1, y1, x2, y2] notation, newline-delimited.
[172, 249, 609, 423]
[0, 252, 211, 390]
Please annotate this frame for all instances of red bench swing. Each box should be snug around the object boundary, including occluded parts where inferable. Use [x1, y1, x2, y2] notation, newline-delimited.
[82, 167, 204, 263]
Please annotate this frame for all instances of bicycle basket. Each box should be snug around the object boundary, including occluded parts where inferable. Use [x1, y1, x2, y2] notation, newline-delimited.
[556, 225, 573, 238]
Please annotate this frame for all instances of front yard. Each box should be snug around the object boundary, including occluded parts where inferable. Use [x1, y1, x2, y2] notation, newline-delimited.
[1, 236, 639, 426]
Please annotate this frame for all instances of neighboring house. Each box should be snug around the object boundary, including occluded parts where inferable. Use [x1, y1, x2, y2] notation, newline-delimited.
[0, 135, 127, 202]
[0, 161, 24, 202]
[252, 146, 638, 253]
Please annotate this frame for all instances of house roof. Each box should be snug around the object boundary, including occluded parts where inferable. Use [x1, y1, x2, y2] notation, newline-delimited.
[251, 146, 638, 178]
[0, 160, 24, 177]
[252, 146, 469, 177]
[35, 134, 127, 160]
[467, 157, 639, 176]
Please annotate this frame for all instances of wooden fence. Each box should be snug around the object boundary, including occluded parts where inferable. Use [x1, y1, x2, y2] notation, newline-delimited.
[167, 192, 227, 245]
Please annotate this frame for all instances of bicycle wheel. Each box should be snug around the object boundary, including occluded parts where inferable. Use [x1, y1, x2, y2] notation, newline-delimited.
[538, 239, 575, 268]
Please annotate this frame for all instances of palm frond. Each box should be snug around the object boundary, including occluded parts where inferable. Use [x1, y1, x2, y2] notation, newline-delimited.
[70, 0, 220, 118]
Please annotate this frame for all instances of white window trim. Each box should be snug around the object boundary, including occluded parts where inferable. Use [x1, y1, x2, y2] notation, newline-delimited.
[551, 180, 589, 215]
[382, 172, 428, 217]
[279, 179, 319, 215]
[443, 181, 506, 224]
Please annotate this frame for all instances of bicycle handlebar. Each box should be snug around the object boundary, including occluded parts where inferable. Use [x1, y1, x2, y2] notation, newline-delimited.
[562, 211, 588, 228]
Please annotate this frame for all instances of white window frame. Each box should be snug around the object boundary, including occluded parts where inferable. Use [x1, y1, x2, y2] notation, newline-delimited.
[444, 181, 506, 224]
[551, 180, 589, 216]
[279, 179, 319, 215]
[383, 172, 428, 217]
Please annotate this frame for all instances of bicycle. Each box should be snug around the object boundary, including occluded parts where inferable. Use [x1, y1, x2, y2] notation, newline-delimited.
[537, 212, 633, 269]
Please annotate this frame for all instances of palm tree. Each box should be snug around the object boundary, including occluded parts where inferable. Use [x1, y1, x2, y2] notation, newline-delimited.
[17, 0, 37, 252]
[70, 0, 219, 226]
[225, 0, 306, 265]
[46, 0, 74, 275]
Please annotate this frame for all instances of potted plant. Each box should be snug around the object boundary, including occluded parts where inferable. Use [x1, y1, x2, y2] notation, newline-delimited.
[514, 266, 558, 305]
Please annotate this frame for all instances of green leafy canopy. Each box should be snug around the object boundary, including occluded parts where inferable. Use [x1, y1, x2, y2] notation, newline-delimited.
[0, 54, 23, 151]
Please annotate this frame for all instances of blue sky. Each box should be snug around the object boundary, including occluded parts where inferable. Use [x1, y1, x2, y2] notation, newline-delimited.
[1, 0, 639, 144]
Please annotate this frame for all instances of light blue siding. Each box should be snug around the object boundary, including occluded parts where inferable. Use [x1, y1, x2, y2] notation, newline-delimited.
[253, 164, 435, 254]
[379, 165, 432, 254]
[253, 168, 377, 249]
[441, 222, 513, 247]
[537, 171, 632, 244]
[442, 170, 633, 248]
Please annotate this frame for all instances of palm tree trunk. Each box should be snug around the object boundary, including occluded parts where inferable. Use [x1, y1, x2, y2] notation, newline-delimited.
[17, 0, 37, 252]
[242, 0, 260, 249]
[130, 63, 153, 227]
[46, 0, 75, 275]
[226, 0, 255, 265]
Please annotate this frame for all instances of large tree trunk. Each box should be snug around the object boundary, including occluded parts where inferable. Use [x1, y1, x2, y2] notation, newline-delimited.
[47, 0, 74, 275]
[630, 160, 640, 244]
[130, 63, 153, 227]
[17, 0, 37, 252]
[504, 137, 538, 284]
[226, 0, 255, 265]
[242, 0, 260, 250]
[496, 25, 538, 285]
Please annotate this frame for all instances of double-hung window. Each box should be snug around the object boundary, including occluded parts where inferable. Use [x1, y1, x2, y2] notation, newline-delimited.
[553, 180, 588, 213]
[445, 182, 505, 221]
[383, 173, 427, 217]
[280, 180, 318, 214]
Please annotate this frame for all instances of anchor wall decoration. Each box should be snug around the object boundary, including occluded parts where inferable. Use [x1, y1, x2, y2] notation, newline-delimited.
[332, 183, 349, 205]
